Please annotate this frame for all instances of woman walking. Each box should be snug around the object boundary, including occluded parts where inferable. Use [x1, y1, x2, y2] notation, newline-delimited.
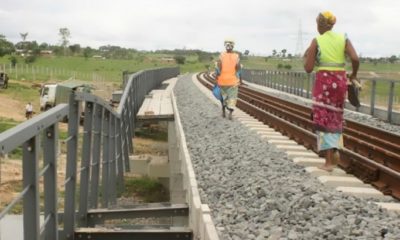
[303, 11, 360, 171]
[215, 39, 241, 120]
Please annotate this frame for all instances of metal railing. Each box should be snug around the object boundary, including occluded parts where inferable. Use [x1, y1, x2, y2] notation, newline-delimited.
[0, 67, 179, 240]
[242, 69, 400, 124]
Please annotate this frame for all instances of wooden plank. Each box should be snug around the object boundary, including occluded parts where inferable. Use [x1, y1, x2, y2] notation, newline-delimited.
[160, 95, 173, 116]
[137, 97, 153, 116]
[150, 93, 162, 115]
[136, 78, 177, 121]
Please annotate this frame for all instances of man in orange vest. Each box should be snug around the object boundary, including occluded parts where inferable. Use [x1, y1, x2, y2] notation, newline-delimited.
[216, 38, 241, 120]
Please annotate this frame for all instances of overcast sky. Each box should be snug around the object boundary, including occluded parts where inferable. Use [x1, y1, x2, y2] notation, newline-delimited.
[0, 0, 398, 57]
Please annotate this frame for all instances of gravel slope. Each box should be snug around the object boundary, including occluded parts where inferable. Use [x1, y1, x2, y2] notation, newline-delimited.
[174, 74, 400, 240]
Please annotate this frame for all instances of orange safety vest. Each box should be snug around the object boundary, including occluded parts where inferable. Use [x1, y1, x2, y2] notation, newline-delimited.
[217, 52, 239, 86]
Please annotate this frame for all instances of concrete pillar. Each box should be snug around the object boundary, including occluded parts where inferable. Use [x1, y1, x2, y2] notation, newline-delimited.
[168, 121, 185, 203]
[168, 121, 187, 227]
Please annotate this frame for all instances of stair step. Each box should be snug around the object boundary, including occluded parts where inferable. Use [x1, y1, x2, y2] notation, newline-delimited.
[75, 227, 192, 240]
[87, 203, 188, 227]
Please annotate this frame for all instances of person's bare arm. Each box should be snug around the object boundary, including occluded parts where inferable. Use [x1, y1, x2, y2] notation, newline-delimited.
[236, 61, 243, 84]
[303, 39, 317, 73]
[345, 39, 359, 79]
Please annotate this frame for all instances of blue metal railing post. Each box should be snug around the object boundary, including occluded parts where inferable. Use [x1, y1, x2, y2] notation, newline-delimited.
[101, 111, 110, 208]
[78, 102, 94, 227]
[43, 125, 59, 240]
[89, 104, 103, 209]
[109, 115, 117, 205]
[63, 92, 80, 240]
[125, 96, 134, 154]
[115, 118, 125, 193]
[370, 80, 377, 116]
[387, 81, 395, 123]
[23, 135, 40, 240]
[121, 110, 131, 172]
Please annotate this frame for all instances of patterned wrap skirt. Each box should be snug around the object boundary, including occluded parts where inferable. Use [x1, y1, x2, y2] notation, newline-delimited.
[220, 85, 239, 110]
[312, 70, 347, 151]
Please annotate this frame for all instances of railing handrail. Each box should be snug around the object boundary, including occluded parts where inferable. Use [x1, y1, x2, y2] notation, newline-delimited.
[0, 66, 179, 240]
[0, 104, 69, 155]
[243, 68, 400, 124]
[117, 70, 144, 114]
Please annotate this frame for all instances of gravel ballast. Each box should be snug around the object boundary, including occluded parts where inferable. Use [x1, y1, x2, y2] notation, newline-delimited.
[174, 74, 400, 240]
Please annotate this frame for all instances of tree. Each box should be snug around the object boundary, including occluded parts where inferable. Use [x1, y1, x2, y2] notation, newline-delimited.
[244, 50, 250, 56]
[69, 44, 81, 55]
[39, 42, 50, 50]
[0, 34, 14, 57]
[272, 49, 277, 57]
[83, 47, 92, 59]
[20, 32, 28, 42]
[19, 32, 29, 53]
[52, 46, 63, 56]
[388, 55, 397, 64]
[28, 41, 40, 55]
[9, 56, 17, 67]
[281, 49, 287, 58]
[59, 28, 71, 55]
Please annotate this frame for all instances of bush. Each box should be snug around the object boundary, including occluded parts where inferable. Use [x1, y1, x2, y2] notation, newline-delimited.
[25, 55, 37, 64]
[284, 64, 292, 70]
[277, 63, 283, 69]
[9, 56, 17, 67]
[174, 55, 186, 64]
[197, 52, 212, 62]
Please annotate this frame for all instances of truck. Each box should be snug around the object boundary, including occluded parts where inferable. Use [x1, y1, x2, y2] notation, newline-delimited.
[0, 72, 9, 89]
[40, 80, 91, 111]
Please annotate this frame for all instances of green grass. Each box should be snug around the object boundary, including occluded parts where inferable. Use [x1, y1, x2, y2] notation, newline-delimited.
[2, 54, 400, 80]
[0, 117, 19, 132]
[123, 176, 169, 202]
[0, 118, 22, 158]
[135, 126, 168, 142]
[59, 129, 68, 140]
[359, 79, 400, 106]
[0, 81, 40, 104]
[0, 55, 179, 83]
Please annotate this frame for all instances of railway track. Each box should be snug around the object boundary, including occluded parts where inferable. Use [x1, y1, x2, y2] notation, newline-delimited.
[197, 72, 400, 200]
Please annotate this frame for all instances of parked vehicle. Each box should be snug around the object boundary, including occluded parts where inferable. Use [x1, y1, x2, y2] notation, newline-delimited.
[0, 72, 9, 89]
[40, 80, 91, 111]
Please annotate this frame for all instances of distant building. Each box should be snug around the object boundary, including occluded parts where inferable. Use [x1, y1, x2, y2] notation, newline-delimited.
[15, 49, 25, 56]
[161, 57, 174, 63]
[40, 50, 53, 56]
[93, 55, 105, 59]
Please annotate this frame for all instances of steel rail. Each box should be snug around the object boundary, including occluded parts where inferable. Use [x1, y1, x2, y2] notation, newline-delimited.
[202, 72, 400, 166]
[197, 72, 400, 199]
